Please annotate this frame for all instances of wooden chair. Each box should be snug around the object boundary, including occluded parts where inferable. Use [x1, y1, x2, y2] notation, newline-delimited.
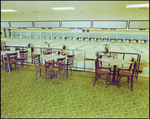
[97, 55, 112, 77]
[33, 54, 50, 80]
[1, 49, 11, 66]
[4, 53, 19, 75]
[43, 51, 57, 65]
[49, 57, 66, 84]
[65, 54, 75, 77]
[17, 50, 29, 69]
[117, 61, 137, 91]
[94, 57, 110, 88]
[117, 58, 135, 80]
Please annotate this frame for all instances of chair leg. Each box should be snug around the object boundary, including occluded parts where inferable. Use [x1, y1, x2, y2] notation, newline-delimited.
[26, 59, 29, 68]
[63, 68, 65, 80]
[5, 63, 7, 72]
[106, 74, 108, 88]
[127, 76, 129, 83]
[40, 69, 41, 76]
[45, 68, 47, 81]
[36, 68, 38, 80]
[8, 63, 11, 75]
[21, 60, 23, 69]
[49, 69, 52, 80]
[131, 77, 133, 91]
[58, 71, 60, 84]
[117, 76, 121, 88]
[16, 63, 19, 73]
[117, 70, 119, 81]
[70, 65, 72, 75]
[94, 72, 98, 86]
[67, 64, 68, 77]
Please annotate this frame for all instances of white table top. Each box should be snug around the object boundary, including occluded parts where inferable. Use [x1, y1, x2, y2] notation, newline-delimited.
[100, 58, 132, 66]
[1, 51, 21, 58]
[41, 54, 65, 61]
[1, 51, 19, 55]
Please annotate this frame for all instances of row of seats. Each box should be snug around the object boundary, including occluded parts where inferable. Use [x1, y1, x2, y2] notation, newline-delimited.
[33, 52, 75, 83]
[2, 48, 75, 84]
[2, 49, 29, 75]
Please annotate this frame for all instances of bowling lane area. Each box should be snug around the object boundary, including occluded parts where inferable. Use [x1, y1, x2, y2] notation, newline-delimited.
[4, 38, 149, 73]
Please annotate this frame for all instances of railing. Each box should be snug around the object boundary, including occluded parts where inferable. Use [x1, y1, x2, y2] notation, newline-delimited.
[1, 45, 141, 78]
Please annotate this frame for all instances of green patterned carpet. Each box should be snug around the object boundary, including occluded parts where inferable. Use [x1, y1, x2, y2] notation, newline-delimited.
[1, 64, 149, 118]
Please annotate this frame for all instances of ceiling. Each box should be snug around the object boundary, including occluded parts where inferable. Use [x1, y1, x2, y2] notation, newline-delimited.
[1, 1, 149, 21]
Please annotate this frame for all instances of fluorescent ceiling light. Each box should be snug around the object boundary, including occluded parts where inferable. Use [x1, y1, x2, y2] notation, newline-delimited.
[51, 7, 75, 10]
[126, 4, 149, 8]
[1, 9, 17, 12]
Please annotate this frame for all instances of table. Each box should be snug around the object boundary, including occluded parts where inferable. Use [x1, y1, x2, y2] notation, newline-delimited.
[41, 54, 65, 78]
[100, 58, 132, 85]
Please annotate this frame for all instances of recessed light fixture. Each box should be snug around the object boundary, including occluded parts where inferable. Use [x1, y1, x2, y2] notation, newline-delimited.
[126, 3, 149, 8]
[51, 7, 75, 10]
[1, 9, 17, 12]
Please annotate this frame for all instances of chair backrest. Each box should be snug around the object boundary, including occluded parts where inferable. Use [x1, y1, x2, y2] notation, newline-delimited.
[95, 58, 99, 71]
[19, 50, 28, 59]
[128, 58, 135, 71]
[33, 54, 41, 67]
[67, 54, 75, 64]
[43, 51, 52, 55]
[57, 57, 65, 68]
[131, 61, 137, 77]
[6, 53, 18, 62]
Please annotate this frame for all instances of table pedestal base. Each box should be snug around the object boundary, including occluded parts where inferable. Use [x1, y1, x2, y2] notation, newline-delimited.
[107, 81, 121, 87]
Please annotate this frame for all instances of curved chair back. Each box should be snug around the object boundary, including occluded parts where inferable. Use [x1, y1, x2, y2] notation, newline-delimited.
[131, 61, 137, 77]
[33, 54, 41, 67]
[6, 52, 18, 62]
[19, 50, 28, 59]
[57, 57, 65, 69]
[67, 54, 75, 65]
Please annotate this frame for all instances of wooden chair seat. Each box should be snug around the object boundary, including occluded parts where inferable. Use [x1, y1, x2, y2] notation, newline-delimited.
[5, 60, 16, 63]
[99, 65, 111, 69]
[17, 57, 27, 60]
[46, 60, 57, 64]
[49, 66, 63, 70]
[119, 70, 132, 76]
[117, 66, 130, 70]
[97, 69, 110, 74]
[36, 64, 50, 68]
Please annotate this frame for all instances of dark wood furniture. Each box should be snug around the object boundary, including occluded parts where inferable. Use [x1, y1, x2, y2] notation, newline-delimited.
[65, 54, 75, 77]
[49, 57, 66, 84]
[17, 50, 29, 69]
[117, 61, 137, 91]
[5, 52, 19, 75]
[33, 54, 50, 80]
[94, 58, 111, 88]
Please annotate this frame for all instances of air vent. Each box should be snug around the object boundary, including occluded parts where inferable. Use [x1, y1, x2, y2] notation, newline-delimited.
[30, 11, 39, 13]
[138, 7, 148, 10]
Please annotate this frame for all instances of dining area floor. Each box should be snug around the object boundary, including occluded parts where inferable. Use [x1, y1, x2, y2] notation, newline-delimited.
[1, 64, 149, 118]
